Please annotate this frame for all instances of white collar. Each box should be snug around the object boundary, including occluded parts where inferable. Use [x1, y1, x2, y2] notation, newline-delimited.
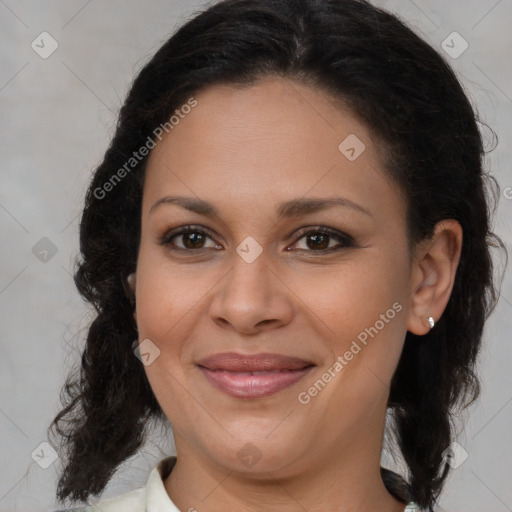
[146, 456, 180, 511]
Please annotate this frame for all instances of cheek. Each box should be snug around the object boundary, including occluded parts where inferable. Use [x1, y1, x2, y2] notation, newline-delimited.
[300, 250, 408, 388]
[136, 269, 202, 354]
[134, 255, 207, 423]
[134, 235, 210, 335]
[298, 252, 405, 334]
[134, 251, 187, 367]
[300, 266, 407, 423]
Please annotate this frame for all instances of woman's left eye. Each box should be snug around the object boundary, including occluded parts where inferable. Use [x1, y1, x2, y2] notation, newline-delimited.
[159, 225, 354, 255]
[290, 228, 354, 253]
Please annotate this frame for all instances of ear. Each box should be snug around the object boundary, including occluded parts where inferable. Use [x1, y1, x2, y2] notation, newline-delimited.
[127, 272, 137, 323]
[127, 272, 136, 293]
[407, 220, 463, 335]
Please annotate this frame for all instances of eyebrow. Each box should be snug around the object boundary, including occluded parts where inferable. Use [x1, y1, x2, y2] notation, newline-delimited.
[149, 195, 372, 219]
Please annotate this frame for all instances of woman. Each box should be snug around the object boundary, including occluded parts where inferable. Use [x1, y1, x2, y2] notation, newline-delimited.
[49, 0, 505, 511]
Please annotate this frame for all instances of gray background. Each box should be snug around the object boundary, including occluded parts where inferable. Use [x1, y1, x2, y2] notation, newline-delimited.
[1, 1, 511, 511]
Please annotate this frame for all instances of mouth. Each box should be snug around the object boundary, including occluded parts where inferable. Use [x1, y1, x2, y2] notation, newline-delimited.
[195, 352, 316, 398]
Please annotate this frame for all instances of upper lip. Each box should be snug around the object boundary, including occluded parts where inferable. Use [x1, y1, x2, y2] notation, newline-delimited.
[196, 352, 315, 371]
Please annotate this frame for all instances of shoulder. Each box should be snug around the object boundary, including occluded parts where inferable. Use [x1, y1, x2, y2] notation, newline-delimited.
[53, 487, 145, 512]
[53, 455, 178, 512]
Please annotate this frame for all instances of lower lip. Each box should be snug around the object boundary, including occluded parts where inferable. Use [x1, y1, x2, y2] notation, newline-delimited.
[198, 366, 315, 398]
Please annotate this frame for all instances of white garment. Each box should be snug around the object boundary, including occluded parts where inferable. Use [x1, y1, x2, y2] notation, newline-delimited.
[58, 456, 421, 511]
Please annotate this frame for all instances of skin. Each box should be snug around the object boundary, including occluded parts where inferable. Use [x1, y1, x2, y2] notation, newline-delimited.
[129, 76, 462, 512]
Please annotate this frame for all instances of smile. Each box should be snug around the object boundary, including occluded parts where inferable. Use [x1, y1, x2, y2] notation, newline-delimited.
[198, 366, 315, 398]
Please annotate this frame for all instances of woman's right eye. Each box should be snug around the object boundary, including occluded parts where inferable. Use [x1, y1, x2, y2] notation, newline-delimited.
[159, 225, 221, 252]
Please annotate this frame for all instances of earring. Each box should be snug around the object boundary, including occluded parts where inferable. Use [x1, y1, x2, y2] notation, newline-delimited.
[427, 316, 435, 329]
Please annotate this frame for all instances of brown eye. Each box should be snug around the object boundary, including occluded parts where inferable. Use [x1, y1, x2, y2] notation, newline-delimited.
[304, 232, 330, 250]
[176, 231, 208, 249]
[160, 226, 220, 252]
[159, 225, 354, 255]
[290, 227, 354, 254]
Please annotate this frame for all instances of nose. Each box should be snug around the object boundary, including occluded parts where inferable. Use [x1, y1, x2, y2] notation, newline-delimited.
[208, 247, 294, 334]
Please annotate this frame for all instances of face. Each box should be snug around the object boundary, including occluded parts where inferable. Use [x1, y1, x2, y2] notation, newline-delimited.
[133, 76, 414, 476]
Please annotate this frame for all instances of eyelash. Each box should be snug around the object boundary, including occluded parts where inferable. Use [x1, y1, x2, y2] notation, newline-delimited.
[158, 224, 355, 255]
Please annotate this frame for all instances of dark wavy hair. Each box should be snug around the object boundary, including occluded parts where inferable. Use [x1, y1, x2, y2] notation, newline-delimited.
[48, 0, 506, 510]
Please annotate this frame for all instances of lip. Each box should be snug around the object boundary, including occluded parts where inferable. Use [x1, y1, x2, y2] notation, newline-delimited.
[196, 352, 315, 398]
[196, 352, 315, 371]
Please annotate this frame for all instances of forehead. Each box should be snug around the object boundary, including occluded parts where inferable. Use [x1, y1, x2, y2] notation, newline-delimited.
[142, 77, 405, 222]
